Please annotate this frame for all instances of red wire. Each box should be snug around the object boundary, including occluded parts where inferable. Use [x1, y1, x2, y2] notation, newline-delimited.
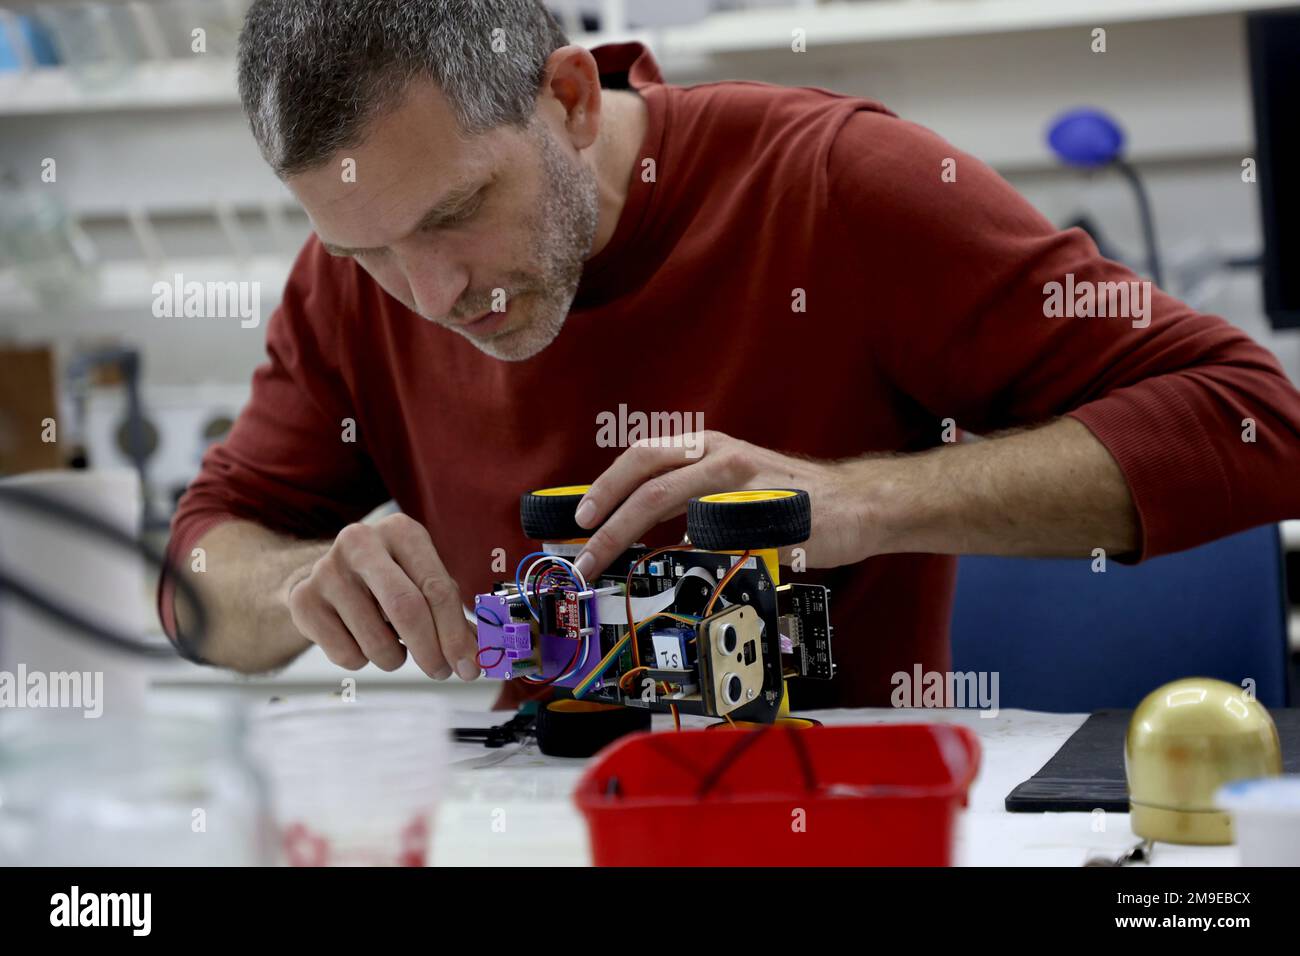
[476, 646, 506, 669]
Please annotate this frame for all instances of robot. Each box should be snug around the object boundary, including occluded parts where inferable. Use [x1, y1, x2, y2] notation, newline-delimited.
[470, 486, 835, 755]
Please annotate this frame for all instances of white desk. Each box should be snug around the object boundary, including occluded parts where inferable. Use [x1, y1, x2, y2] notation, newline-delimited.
[434, 706, 1243, 866]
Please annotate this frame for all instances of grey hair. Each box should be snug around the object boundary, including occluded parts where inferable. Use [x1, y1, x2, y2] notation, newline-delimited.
[237, 0, 570, 177]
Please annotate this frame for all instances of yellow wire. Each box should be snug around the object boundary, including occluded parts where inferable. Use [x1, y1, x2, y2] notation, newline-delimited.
[571, 574, 701, 700]
[669, 703, 680, 732]
[656, 613, 701, 627]
[724, 713, 736, 728]
[572, 632, 630, 698]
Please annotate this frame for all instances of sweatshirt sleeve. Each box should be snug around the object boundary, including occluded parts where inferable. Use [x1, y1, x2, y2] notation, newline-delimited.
[157, 236, 391, 654]
[826, 108, 1300, 559]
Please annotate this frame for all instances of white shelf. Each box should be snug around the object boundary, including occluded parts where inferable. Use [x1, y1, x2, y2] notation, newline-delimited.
[667, 0, 1298, 55]
[0, 254, 292, 315]
[0, 57, 236, 116]
[2, 0, 1294, 116]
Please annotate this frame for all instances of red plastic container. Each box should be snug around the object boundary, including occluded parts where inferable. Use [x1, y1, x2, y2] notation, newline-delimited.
[574, 723, 981, 866]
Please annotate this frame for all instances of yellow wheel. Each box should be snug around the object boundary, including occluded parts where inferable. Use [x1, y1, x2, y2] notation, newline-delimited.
[520, 485, 593, 541]
[687, 489, 812, 551]
[706, 716, 822, 730]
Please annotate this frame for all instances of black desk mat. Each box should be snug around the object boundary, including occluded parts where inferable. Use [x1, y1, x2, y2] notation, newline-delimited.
[1006, 708, 1300, 812]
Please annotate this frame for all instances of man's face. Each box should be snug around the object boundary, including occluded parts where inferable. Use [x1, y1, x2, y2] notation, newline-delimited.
[288, 78, 600, 361]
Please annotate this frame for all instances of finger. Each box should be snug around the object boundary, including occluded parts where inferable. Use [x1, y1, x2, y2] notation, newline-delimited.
[575, 433, 710, 531]
[329, 573, 410, 672]
[575, 459, 727, 579]
[289, 582, 368, 670]
[381, 517, 478, 681]
[349, 557, 430, 673]
[327, 527, 413, 671]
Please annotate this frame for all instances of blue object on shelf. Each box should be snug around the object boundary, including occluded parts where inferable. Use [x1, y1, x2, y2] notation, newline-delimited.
[951, 525, 1291, 711]
[1047, 107, 1126, 168]
[0, 15, 62, 70]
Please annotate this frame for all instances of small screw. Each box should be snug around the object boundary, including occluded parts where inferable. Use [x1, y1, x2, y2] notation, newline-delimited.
[741, 592, 750, 601]
[746, 688, 755, 699]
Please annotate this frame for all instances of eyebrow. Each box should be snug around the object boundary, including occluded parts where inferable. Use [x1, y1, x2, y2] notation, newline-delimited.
[320, 180, 488, 257]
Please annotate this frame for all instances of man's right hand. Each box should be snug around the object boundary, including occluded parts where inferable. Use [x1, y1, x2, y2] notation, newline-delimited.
[285, 513, 480, 680]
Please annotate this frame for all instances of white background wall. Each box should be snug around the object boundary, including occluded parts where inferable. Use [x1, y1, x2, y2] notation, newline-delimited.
[2, 2, 1297, 389]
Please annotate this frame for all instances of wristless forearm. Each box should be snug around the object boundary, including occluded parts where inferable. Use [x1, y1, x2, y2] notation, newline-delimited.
[175, 520, 329, 672]
[862, 417, 1139, 559]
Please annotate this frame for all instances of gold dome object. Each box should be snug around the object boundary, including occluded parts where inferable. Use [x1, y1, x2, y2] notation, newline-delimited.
[1126, 678, 1282, 845]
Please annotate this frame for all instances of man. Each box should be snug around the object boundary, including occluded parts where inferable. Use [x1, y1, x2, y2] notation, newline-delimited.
[162, 0, 1300, 711]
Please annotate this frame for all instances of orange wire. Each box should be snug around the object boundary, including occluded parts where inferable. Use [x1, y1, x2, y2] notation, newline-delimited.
[617, 670, 674, 703]
[618, 666, 650, 691]
[624, 543, 693, 673]
[620, 544, 750, 735]
[703, 550, 752, 617]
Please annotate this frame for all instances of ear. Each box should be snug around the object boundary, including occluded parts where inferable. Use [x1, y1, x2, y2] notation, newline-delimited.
[538, 45, 603, 150]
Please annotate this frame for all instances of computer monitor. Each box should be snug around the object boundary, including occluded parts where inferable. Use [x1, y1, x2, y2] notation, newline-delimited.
[1248, 10, 1300, 330]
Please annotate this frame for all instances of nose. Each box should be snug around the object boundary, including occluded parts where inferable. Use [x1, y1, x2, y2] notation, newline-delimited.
[393, 236, 471, 322]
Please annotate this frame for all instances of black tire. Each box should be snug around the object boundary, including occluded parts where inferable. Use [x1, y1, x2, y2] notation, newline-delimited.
[520, 485, 592, 541]
[535, 699, 652, 758]
[686, 489, 812, 551]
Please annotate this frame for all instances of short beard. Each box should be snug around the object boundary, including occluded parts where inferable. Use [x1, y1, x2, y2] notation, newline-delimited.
[467, 119, 600, 361]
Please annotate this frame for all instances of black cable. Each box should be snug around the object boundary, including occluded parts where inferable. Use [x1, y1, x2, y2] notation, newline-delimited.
[1116, 161, 1165, 289]
[0, 485, 206, 660]
[695, 724, 772, 800]
[691, 725, 821, 800]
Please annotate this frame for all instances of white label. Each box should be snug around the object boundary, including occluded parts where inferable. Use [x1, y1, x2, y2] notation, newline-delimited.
[652, 634, 685, 670]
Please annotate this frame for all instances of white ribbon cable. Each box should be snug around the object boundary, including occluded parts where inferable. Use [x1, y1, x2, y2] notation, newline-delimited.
[594, 565, 716, 625]
[464, 565, 720, 627]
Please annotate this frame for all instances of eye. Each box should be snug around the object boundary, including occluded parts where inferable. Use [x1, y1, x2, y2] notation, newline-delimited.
[437, 194, 486, 228]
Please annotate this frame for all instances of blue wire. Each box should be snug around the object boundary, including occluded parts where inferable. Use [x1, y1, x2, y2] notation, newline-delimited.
[511, 552, 594, 681]
[514, 551, 552, 620]
[514, 551, 582, 620]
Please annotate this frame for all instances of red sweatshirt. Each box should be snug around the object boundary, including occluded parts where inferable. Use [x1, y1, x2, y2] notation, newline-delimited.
[161, 42, 1300, 710]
